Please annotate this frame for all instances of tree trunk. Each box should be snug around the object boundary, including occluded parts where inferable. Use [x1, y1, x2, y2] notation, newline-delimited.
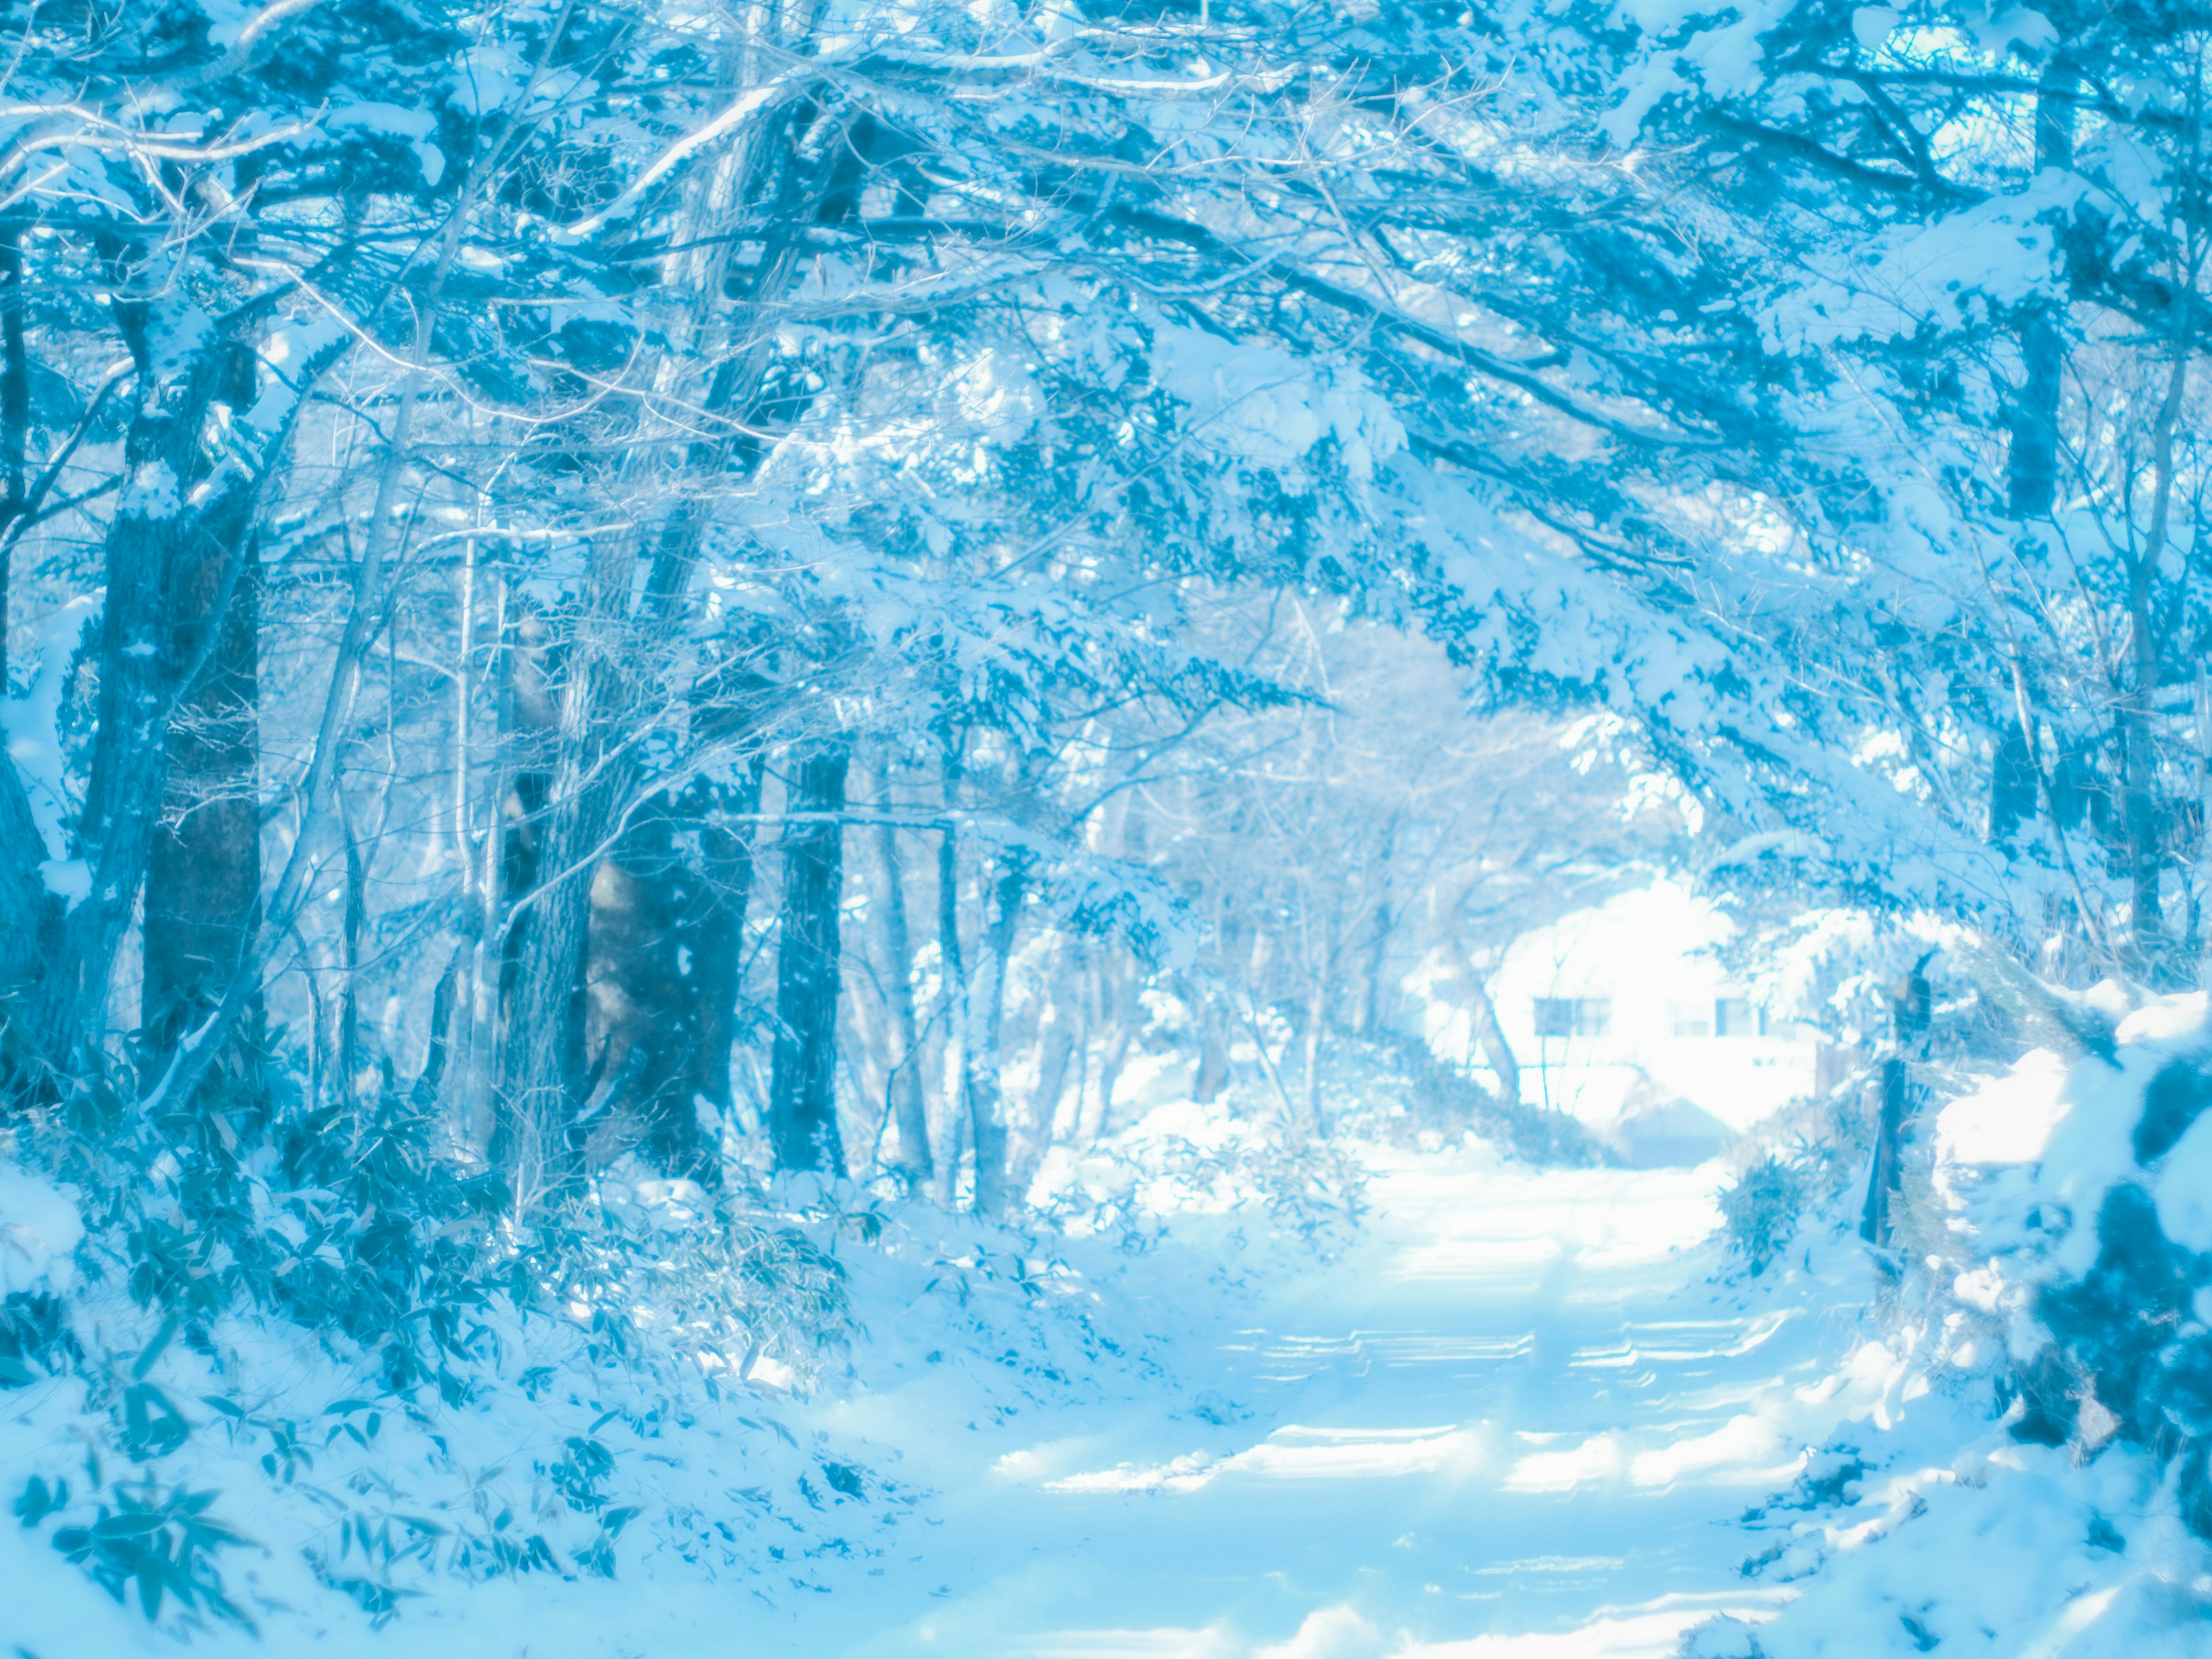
[2119, 85, 2200, 984]
[1193, 1005, 1232, 1104]
[873, 784, 931, 1181]
[493, 530, 710, 1190]
[0, 229, 50, 1017]
[2007, 54, 2077, 521]
[1858, 1055, 1909, 1247]
[0, 224, 26, 694]
[140, 536, 262, 1062]
[494, 573, 612, 1200]
[1301, 909, 1334, 1131]
[574, 752, 766, 1185]
[487, 595, 550, 1159]
[414, 941, 466, 1110]
[675, 758, 766, 1173]
[932, 740, 969, 1203]
[965, 855, 1028, 1214]
[584, 797, 697, 1172]
[1466, 972, 1521, 1105]
[768, 743, 851, 1176]
[1016, 963, 1081, 1190]
[1357, 812, 1401, 1034]
[0, 760, 50, 1011]
[32, 335, 263, 1067]
[498, 831, 594, 1206]
[483, 92, 854, 1194]
[1080, 953, 1134, 1143]
[427, 533, 481, 1123]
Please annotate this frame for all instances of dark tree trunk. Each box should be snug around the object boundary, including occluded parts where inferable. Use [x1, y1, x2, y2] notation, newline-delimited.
[480, 101, 879, 1189]
[414, 941, 465, 1108]
[674, 760, 766, 1171]
[0, 224, 27, 694]
[1858, 1055, 1909, 1247]
[768, 743, 851, 1176]
[487, 103, 856, 1190]
[579, 756, 765, 1185]
[488, 603, 562, 1181]
[142, 541, 263, 1062]
[1990, 718, 2039, 845]
[583, 800, 690, 1165]
[37, 334, 262, 1067]
[0, 764, 49, 1007]
[0, 228, 52, 1007]
[1988, 56, 2074, 873]
[2007, 55, 2077, 521]
[495, 524, 709, 1192]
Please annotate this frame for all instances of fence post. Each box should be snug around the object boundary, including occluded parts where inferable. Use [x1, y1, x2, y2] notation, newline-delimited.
[1860, 955, 1933, 1247]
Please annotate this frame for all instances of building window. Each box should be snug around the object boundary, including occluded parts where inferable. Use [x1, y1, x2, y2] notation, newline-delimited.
[1671, 1002, 1713, 1037]
[1714, 997, 1764, 1037]
[1535, 997, 1611, 1039]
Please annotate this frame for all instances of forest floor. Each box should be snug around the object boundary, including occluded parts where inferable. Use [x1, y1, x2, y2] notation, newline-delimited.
[757, 1142, 1888, 1658]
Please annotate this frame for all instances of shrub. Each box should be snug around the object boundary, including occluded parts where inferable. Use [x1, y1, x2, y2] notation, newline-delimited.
[3, 1028, 858, 1628]
[1718, 1154, 1805, 1275]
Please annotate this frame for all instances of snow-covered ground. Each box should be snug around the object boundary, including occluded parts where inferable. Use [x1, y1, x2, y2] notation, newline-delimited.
[802, 1147, 1877, 1659]
[10, 1105, 2209, 1657]
[2, 1138, 1851, 1657]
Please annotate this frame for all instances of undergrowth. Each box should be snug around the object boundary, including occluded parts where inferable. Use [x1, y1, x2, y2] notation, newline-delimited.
[0, 1021, 857, 1633]
[1328, 1029, 1608, 1165]
[1715, 1063, 1876, 1275]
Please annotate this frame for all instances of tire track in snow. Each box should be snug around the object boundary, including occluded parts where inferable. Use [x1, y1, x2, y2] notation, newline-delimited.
[814, 1147, 1881, 1658]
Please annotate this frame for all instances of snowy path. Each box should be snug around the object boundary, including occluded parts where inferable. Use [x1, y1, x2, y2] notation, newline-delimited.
[796, 1150, 1878, 1658]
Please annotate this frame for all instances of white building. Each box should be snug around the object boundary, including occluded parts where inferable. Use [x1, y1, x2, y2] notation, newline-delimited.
[1422, 881, 1821, 1161]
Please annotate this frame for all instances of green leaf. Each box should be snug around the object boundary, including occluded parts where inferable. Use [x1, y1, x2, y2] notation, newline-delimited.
[130, 1314, 180, 1381]
[14, 1475, 66, 1527]
[137, 1559, 163, 1620]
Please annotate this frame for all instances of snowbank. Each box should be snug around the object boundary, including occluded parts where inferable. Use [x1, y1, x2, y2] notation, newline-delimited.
[1686, 996, 2212, 1657]
[0, 1159, 81, 1294]
[0, 1073, 1367, 1657]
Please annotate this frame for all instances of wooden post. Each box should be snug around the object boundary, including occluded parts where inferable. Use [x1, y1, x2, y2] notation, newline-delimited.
[1860, 956, 1933, 1247]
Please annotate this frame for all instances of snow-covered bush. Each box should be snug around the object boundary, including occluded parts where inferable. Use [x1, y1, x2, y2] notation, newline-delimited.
[1325, 1030, 1607, 1165]
[1717, 1153, 1806, 1276]
[1926, 999, 2212, 1537]
[0, 1040, 863, 1635]
[1713, 1066, 1875, 1277]
[1690, 997, 2212, 1657]
[1028, 1094, 1369, 1255]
